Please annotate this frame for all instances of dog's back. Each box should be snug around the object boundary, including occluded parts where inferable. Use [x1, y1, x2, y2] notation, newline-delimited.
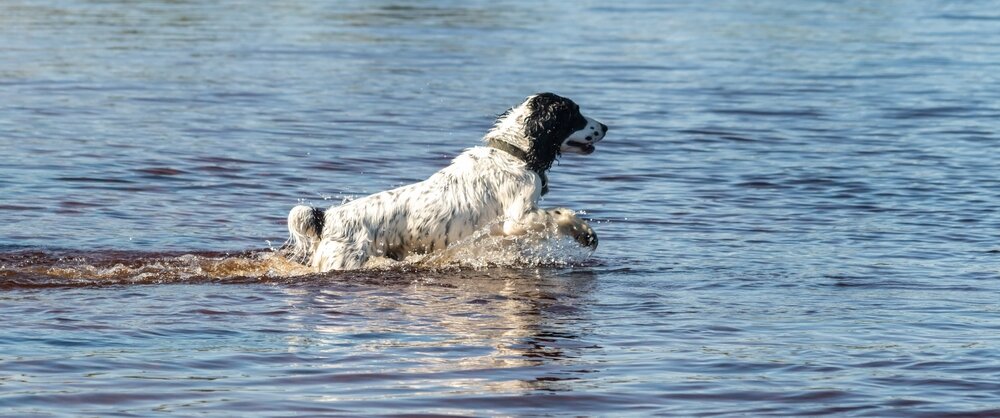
[284, 149, 525, 269]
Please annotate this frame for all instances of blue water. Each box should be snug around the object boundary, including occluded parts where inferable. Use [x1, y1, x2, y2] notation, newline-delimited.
[3, 1, 1000, 416]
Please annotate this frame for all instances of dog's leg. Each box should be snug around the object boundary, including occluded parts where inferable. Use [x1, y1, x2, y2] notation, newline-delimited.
[312, 236, 372, 271]
[499, 207, 597, 248]
[551, 208, 598, 248]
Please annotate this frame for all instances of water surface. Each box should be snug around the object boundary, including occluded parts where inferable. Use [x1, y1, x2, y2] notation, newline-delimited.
[3, 0, 1000, 416]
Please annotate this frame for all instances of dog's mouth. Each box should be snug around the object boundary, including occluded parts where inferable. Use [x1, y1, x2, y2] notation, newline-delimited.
[566, 141, 596, 155]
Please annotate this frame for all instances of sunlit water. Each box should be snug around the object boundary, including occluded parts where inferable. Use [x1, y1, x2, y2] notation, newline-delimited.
[3, 1, 1000, 416]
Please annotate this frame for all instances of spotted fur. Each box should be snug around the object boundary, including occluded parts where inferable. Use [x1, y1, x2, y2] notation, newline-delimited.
[285, 93, 608, 271]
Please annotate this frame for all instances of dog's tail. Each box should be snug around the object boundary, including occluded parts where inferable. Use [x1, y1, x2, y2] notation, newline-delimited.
[283, 205, 325, 265]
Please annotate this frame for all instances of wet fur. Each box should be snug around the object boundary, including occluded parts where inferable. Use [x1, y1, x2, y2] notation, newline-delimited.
[285, 93, 608, 271]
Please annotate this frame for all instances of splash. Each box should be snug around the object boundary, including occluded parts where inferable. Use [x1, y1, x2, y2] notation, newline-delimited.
[412, 228, 596, 270]
[0, 231, 597, 288]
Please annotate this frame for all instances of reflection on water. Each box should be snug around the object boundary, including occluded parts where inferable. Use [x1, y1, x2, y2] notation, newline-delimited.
[277, 269, 600, 393]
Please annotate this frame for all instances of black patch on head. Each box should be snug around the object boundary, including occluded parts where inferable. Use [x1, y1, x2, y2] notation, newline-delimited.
[522, 92, 586, 172]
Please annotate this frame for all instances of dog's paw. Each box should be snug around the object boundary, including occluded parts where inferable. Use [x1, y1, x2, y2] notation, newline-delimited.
[552, 208, 598, 249]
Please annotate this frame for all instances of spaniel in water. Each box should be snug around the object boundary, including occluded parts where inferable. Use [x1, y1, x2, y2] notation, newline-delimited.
[285, 93, 608, 271]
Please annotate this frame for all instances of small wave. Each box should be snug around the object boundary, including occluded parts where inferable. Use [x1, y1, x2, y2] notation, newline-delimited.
[0, 232, 597, 289]
[0, 249, 307, 288]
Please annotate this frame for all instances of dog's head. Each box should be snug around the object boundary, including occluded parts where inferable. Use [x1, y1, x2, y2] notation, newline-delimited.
[490, 92, 608, 172]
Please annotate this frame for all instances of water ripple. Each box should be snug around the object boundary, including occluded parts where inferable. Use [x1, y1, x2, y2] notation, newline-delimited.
[4, 0, 1000, 415]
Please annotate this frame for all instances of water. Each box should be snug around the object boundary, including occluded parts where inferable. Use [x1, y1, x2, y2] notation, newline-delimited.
[3, 0, 1000, 415]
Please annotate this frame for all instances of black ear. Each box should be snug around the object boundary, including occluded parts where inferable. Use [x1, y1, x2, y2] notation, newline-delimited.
[524, 93, 575, 142]
[523, 93, 577, 171]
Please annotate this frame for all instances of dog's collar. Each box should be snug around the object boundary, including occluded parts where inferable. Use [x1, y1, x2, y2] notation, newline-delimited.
[487, 138, 549, 196]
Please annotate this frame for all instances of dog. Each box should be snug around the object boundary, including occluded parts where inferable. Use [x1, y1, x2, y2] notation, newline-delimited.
[285, 92, 608, 271]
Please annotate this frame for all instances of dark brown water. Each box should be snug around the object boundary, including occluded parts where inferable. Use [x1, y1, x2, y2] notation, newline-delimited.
[4, 0, 1000, 416]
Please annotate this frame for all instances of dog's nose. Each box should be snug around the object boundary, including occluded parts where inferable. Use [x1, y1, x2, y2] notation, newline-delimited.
[599, 123, 608, 133]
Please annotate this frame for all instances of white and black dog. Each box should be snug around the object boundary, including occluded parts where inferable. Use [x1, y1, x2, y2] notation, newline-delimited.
[285, 92, 608, 271]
